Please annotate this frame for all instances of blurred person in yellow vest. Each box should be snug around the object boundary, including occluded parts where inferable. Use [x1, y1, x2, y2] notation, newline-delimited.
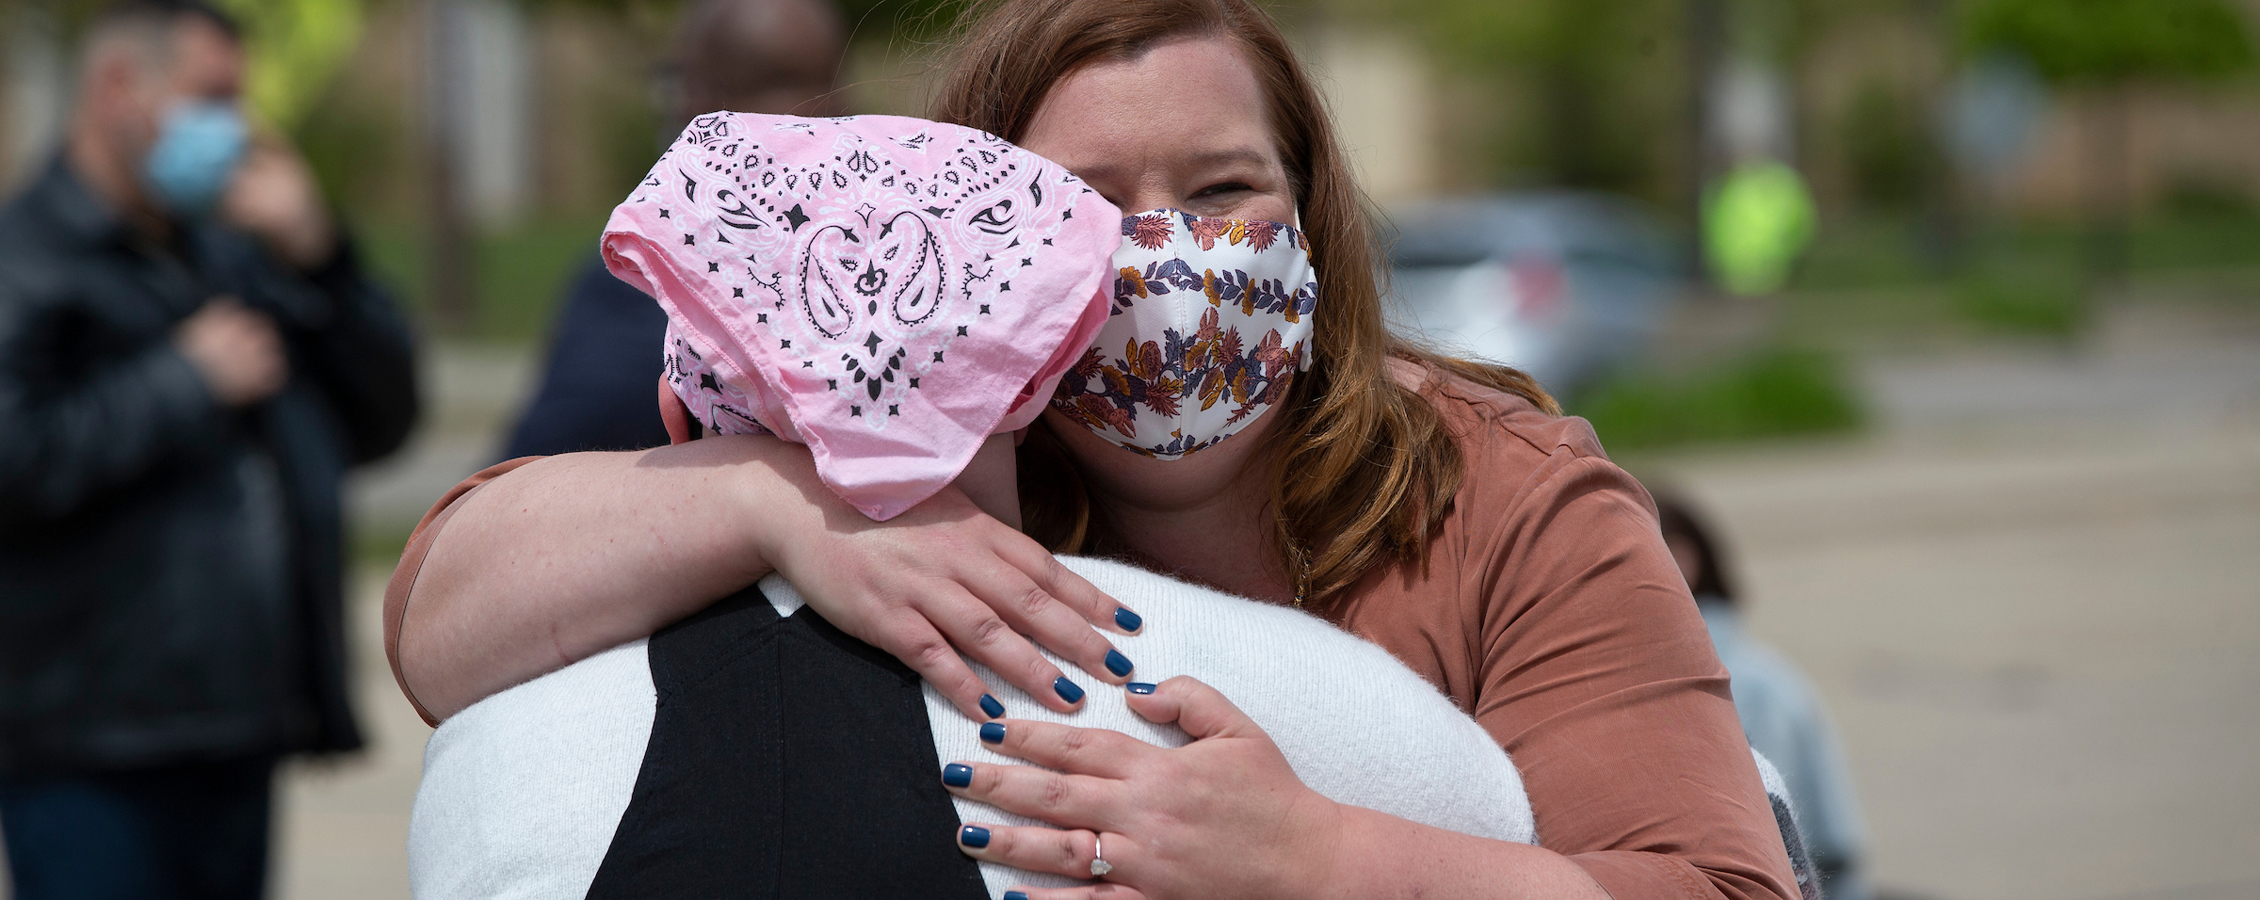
[1704, 160, 1817, 296]
[499, 0, 847, 459]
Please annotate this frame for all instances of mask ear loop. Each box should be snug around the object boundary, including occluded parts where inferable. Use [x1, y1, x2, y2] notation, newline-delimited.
[1294, 224, 1317, 374]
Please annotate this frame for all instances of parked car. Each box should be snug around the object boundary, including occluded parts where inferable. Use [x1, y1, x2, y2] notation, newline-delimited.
[1383, 192, 1682, 399]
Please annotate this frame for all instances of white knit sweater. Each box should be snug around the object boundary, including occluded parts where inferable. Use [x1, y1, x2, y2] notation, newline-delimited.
[409, 556, 1535, 899]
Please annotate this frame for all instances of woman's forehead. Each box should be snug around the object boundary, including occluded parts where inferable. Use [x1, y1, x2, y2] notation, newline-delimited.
[1021, 35, 1282, 179]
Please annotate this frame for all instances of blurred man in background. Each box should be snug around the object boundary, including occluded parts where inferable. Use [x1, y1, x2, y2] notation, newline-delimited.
[500, 0, 846, 458]
[1656, 495, 1870, 900]
[0, 1, 418, 896]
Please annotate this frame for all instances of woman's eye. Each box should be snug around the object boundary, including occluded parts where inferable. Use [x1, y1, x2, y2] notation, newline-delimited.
[1193, 182, 1252, 199]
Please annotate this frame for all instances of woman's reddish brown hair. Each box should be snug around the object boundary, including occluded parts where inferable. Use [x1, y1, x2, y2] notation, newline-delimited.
[932, 0, 1558, 605]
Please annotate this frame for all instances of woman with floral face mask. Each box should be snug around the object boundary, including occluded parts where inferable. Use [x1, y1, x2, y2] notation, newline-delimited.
[387, 2, 1801, 899]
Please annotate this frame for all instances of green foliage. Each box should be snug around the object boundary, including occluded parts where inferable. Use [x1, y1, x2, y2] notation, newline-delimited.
[215, 0, 364, 129]
[2161, 174, 2257, 219]
[1572, 346, 1864, 452]
[294, 73, 410, 218]
[512, 0, 968, 40]
[1839, 79, 1927, 211]
[834, 0, 973, 41]
[1378, 0, 1680, 195]
[352, 520, 417, 568]
[19, 0, 365, 122]
[15, 0, 111, 33]
[356, 214, 612, 342]
[1952, 272, 2086, 336]
[1963, 0, 2254, 86]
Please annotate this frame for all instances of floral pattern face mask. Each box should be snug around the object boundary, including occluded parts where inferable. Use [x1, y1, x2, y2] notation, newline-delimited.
[1049, 209, 1320, 459]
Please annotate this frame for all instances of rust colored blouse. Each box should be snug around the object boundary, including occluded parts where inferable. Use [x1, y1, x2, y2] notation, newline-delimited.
[384, 375, 1797, 900]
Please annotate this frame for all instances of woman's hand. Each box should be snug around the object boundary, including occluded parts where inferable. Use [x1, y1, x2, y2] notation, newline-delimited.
[940, 678, 1612, 900]
[942, 677, 1351, 900]
[763, 476, 1142, 718]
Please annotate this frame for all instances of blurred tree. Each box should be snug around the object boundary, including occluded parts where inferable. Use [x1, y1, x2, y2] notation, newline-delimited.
[1964, 0, 2251, 85]
[1963, 0, 2253, 282]
[214, 0, 365, 130]
[1839, 78, 1925, 212]
[506, 0, 964, 40]
[1374, 0, 1680, 198]
[15, 0, 110, 31]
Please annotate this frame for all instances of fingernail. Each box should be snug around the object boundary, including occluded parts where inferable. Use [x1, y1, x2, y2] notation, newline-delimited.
[1104, 649, 1134, 677]
[980, 721, 1006, 744]
[960, 825, 991, 849]
[1126, 682, 1156, 695]
[942, 764, 973, 788]
[1114, 606, 1142, 632]
[979, 694, 1005, 719]
[1053, 676, 1085, 703]
[1004, 893, 1029, 900]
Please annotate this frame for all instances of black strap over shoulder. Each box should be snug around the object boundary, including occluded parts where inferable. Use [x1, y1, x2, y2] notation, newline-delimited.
[584, 583, 989, 899]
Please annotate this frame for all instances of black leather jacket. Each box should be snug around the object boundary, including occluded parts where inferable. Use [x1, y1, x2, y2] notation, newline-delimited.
[0, 159, 418, 773]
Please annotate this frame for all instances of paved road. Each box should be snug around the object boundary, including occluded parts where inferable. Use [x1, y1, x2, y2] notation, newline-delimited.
[10, 303, 2250, 900]
[1639, 302, 2260, 900]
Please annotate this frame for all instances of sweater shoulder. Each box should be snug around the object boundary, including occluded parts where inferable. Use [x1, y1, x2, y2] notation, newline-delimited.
[1417, 368, 1611, 469]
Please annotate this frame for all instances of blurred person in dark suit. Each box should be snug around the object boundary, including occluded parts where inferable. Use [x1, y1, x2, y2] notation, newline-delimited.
[0, 1, 418, 896]
[1658, 495, 1871, 900]
[500, 0, 845, 458]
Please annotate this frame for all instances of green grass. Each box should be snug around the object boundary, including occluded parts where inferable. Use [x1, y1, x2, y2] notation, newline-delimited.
[1951, 272, 2088, 337]
[353, 214, 611, 343]
[351, 520, 419, 571]
[1572, 346, 1866, 453]
[1790, 211, 2260, 292]
[1769, 211, 2260, 347]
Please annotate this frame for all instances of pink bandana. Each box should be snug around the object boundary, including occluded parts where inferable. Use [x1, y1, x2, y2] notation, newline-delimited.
[603, 113, 1119, 520]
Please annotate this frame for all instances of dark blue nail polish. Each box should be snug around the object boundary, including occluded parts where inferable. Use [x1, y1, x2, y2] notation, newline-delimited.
[1105, 649, 1133, 677]
[979, 694, 1005, 719]
[1114, 606, 1142, 632]
[1053, 676, 1085, 703]
[980, 721, 1006, 744]
[960, 825, 991, 848]
[1004, 893, 1029, 900]
[1126, 682, 1156, 695]
[942, 764, 973, 788]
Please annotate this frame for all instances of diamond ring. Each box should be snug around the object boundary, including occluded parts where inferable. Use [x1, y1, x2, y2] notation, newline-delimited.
[1090, 834, 1112, 878]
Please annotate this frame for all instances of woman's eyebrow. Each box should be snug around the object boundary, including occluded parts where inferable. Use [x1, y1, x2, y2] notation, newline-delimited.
[1067, 148, 1277, 185]
[1183, 148, 1273, 169]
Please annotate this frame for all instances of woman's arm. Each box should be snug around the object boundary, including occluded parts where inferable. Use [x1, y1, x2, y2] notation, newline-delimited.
[389, 434, 1136, 721]
[1456, 453, 1795, 900]
[395, 439, 784, 719]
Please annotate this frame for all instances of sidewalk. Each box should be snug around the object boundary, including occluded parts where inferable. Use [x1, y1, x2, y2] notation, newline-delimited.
[1638, 301, 2260, 900]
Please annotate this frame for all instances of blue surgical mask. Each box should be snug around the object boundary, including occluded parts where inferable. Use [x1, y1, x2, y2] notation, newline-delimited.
[141, 101, 248, 216]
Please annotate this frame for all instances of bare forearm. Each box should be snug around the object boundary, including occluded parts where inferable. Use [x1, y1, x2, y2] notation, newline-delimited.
[400, 434, 821, 718]
[1328, 806, 1611, 900]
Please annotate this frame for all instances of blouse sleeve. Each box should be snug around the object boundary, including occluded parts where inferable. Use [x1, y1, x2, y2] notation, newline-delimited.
[1468, 448, 1799, 900]
[382, 456, 544, 726]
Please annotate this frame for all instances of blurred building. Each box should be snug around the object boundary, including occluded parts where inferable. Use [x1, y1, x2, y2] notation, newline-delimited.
[2, 13, 65, 191]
